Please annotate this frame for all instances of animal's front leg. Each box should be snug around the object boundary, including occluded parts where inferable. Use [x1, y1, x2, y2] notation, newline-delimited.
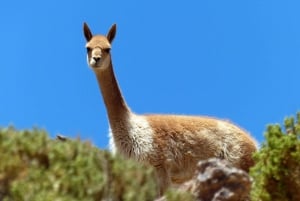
[155, 166, 171, 196]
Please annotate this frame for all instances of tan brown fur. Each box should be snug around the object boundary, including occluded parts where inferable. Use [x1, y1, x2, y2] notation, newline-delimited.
[83, 22, 257, 195]
[144, 115, 256, 191]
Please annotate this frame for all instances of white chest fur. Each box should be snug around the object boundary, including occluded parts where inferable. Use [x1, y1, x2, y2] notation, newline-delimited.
[108, 114, 154, 161]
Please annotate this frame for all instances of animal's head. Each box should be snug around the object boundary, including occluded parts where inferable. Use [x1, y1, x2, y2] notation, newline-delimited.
[83, 22, 116, 69]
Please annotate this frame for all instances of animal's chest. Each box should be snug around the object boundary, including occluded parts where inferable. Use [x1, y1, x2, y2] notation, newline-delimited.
[108, 115, 155, 161]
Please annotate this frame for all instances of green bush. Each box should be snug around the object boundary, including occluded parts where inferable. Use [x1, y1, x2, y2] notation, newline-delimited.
[164, 189, 194, 201]
[0, 127, 157, 201]
[250, 112, 300, 201]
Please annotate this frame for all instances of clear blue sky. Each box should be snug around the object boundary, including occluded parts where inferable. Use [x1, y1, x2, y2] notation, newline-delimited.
[1, 1, 299, 148]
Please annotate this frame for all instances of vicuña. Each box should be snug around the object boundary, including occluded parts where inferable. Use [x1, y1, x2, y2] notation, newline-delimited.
[83, 22, 257, 194]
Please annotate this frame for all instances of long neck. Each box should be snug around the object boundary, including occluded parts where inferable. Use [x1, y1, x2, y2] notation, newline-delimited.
[94, 59, 130, 127]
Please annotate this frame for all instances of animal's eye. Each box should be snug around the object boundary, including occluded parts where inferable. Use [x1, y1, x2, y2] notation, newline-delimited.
[103, 48, 111, 53]
[86, 47, 91, 53]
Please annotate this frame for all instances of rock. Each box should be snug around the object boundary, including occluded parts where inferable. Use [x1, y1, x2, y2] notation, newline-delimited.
[191, 158, 252, 201]
[156, 158, 252, 201]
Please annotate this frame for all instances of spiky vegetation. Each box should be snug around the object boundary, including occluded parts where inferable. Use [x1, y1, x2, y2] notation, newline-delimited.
[250, 112, 300, 201]
[0, 127, 157, 201]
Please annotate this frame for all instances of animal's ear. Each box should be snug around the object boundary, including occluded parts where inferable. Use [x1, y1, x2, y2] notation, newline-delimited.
[107, 24, 117, 44]
[83, 22, 93, 42]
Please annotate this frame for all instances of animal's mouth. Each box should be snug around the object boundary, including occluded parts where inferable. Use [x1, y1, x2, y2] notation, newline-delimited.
[89, 58, 102, 68]
[88, 55, 109, 69]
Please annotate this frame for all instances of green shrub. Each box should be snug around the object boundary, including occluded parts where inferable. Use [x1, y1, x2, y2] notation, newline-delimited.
[0, 127, 157, 201]
[164, 189, 194, 201]
[250, 112, 300, 201]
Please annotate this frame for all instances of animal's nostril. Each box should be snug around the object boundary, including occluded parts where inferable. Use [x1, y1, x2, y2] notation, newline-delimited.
[93, 57, 101, 62]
